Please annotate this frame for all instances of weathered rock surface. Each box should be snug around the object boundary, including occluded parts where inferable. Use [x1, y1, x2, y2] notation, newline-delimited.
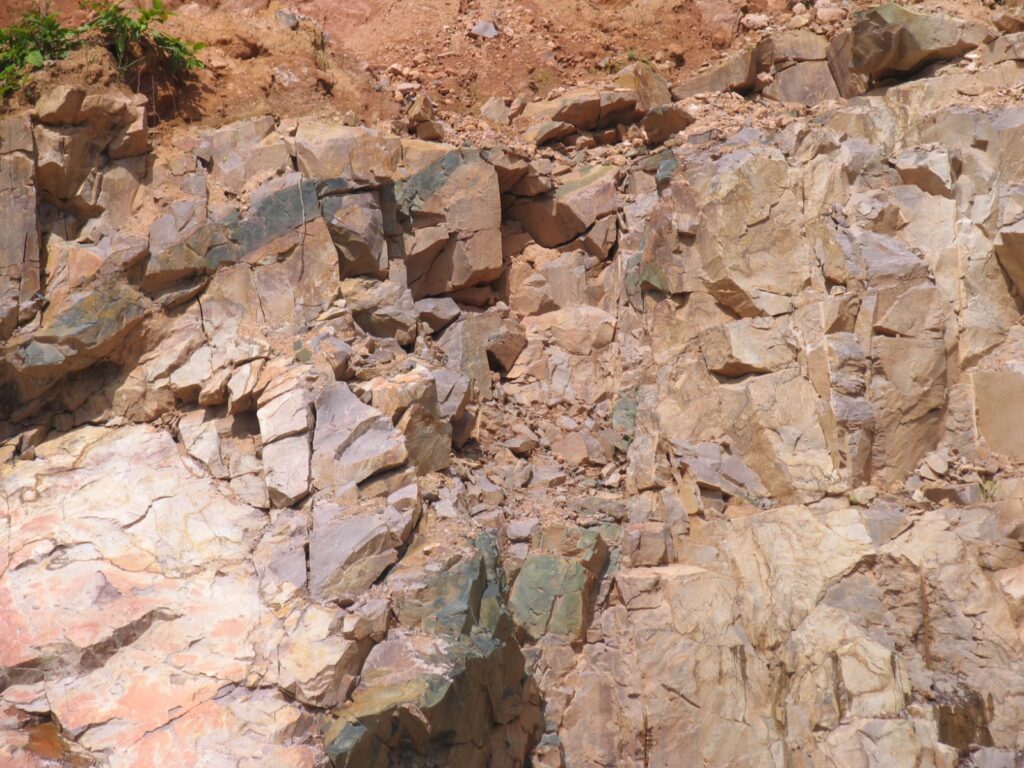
[6, 8, 1024, 768]
[848, 3, 991, 82]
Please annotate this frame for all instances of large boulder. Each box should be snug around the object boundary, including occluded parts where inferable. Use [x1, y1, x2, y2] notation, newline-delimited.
[325, 537, 541, 767]
[399, 150, 504, 298]
[294, 124, 402, 184]
[671, 51, 756, 99]
[311, 382, 408, 493]
[508, 165, 618, 248]
[848, 4, 991, 82]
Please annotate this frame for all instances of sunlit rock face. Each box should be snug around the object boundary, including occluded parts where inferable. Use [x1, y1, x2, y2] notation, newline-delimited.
[6, 5, 1024, 767]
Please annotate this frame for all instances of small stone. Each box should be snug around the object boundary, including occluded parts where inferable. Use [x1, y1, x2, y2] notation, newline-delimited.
[849, 486, 878, 506]
[470, 20, 499, 39]
[816, 7, 846, 24]
[741, 13, 770, 30]
[924, 452, 949, 477]
[275, 10, 300, 30]
[407, 94, 435, 125]
[415, 120, 445, 141]
[507, 518, 540, 542]
[481, 96, 512, 125]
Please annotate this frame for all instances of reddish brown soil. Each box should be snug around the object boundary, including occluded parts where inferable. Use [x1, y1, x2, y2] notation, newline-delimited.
[2, 0, 729, 127]
[1, 0, 1001, 129]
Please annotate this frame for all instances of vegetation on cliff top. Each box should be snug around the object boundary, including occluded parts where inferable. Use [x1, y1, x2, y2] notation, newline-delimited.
[0, 1, 204, 98]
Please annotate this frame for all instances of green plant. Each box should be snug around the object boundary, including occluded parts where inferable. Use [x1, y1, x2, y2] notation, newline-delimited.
[0, 9, 77, 96]
[309, 24, 328, 71]
[979, 477, 999, 501]
[0, 1, 204, 99]
[80, 0, 205, 75]
[625, 48, 652, 66]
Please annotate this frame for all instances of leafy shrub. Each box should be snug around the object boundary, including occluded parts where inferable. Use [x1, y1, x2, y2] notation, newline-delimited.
[0, 1, 204, 99]
[80, 0, 205, 74]
[0, 10, 77, 97]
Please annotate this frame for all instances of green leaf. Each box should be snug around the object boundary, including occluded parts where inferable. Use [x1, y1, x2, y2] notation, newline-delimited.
[25, 50, 44, 68]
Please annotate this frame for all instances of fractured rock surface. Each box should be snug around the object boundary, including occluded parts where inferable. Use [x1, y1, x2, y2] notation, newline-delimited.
[6, 4, 1024, 767]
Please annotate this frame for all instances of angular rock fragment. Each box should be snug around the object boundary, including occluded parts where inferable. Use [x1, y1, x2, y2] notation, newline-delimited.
[509, 165, 618, 248]
[399, 151, 504, 298]
[295, 124, 402, 183]
[200, 116, 292, 195]
[0, 116, 40, 338]
[326, 538, 540, 767]
[322, 191, 388, 279]
[700, 318, 795, 376]
[520, 89, 641, 132]
[311, 382, 408, 492]
[508, 527, 608, 643]
[848, 3, 990, 82]
[762, 61, 840, 105]
[671, 51, 756, 99]
[614, 62, 672, 110]
[309, 498, 417, 604]
[642, 104, 694, 145]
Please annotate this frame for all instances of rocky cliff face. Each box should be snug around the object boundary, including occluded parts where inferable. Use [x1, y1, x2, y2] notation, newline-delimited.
[6, 4, 1024, 767]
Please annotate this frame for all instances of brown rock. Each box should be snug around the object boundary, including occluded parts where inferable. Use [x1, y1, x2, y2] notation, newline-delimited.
[311, 382, 408, 492]
[700, 318, 795, 376]
[641, 105, 695, 145]
[827, 29, 871, 98]
[671, 51, 756, 99]
[981, 33, 1024, 65]
[848, 3, 991, 82]
[509, 165, 618, 248]
[520, 89, 641, 132]
[972, 371, 1024, 460]
[201, 116, 291, 195]
[35, 85, 86, 125]
[322, 191, 388, 279]
[0, 116, 40, 337]
[522, 120, 576, 146]
[694, 0, 740, 47]
[480, 96, 511, 125]
[294, 124, 402, 184]
[401, 151, 503, 298]
[761, 61, 840, 105]
[755, 30, 829, 70]
[614, 62, 672, 110]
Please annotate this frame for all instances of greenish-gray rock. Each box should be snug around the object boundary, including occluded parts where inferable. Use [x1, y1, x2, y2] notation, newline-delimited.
[325, 536, 541, 767]
[508, 527, 609, 643]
